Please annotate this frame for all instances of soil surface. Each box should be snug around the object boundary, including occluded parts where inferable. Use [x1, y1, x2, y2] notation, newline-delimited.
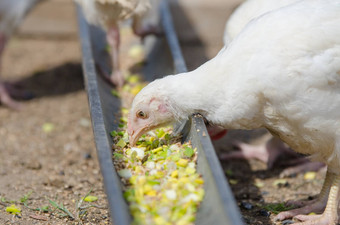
[0, 1, 109, 224]
[0, 0, 326, 225]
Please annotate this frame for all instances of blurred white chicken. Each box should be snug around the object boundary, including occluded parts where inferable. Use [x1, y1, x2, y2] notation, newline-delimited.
[127, 0, 340, 224]
[0, 0, 44, 109]
[218, 0, 325, 176]
[75, 0, 160, 87]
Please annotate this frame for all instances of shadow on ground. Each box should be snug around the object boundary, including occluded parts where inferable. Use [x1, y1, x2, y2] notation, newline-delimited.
[17, 62, 84, 99]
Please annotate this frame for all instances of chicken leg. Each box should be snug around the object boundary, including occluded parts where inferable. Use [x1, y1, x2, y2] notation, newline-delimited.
[279, 158, 325, 178]
[220, 136, 294, 169]
[0, 33, 22, 110]
[275, 171, 339, 225]
[293, 172, 340, 225]
[104, 19, 161, 87]
[106, 24, 125, 87]
[132, 15, 162, 39]
[220, 135, 325, 176]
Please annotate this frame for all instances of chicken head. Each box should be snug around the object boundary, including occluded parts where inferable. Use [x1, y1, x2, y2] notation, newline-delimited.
[128, 95, 174, 146]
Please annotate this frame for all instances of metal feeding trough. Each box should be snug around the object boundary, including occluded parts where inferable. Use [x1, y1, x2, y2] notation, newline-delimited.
[76, 0, 244, 224]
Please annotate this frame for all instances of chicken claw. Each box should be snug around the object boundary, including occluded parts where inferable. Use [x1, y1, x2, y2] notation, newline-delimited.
[276, 171, 340, 225]
[0, 82, 21, 110]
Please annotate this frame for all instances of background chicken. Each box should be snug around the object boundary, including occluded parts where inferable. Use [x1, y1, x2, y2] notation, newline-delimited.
[0, 0, 44, 109]
[75, 0, 160, 87]
[218, 0, 325, 176]
[127, 0, 340, 224]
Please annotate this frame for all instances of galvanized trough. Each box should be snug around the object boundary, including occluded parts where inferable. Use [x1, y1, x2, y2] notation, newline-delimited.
[76, 0, 244, 224]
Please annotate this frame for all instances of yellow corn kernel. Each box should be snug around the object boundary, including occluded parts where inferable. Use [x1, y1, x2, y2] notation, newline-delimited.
[6, 204, 21, 215]
[171, 170, 179, 178]
[152, 147, 163, 154]
[145, 190, 157, 196]
[194, 178, 204, 185]
[144, 184, 153, 193]
[177, 159, 188, 167]
[304, 172, 316, 180]
[185, 167, 196, 175]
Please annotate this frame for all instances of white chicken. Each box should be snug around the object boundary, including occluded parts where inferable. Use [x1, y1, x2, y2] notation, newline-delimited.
[0, 0, 44, 109]
[223, 0, 298, 46]
[75, 0, 159, 87]
[221, 0, 326, 175]
[127, 0, 340, 224]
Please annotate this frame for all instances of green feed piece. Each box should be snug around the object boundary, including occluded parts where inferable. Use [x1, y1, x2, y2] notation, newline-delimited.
[262, 203, 294, 214]
[112, 110, 204, 225]
[110, 60, 204, 224]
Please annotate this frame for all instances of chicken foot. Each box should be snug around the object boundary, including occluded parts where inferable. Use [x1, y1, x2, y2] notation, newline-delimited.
[285, 170, 332, 210]
[275, 171, 339, 225]
[293, 172, 340, 225]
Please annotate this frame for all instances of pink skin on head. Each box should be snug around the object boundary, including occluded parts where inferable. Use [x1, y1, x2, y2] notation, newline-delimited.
[127, 97, 171, 146]
[128, 95, 229, 146]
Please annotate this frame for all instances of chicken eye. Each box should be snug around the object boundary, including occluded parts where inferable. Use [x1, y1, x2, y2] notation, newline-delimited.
[137, 110, 148, 119]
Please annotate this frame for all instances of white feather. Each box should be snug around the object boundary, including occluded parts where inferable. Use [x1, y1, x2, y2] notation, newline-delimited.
[223, 0, 300, 46]
[0, 0, 43, 37]
[75, 0, 150, 30]
[134, 0, 340, 171]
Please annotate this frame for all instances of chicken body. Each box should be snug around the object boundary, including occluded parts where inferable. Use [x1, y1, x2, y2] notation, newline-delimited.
[75, 0, 154, 87]
[128, 0, 340, 223]
[222, 0, 325, 175]
[0, 0, 43, 38]
[0, 0, 43, 109]
[76, 0, 150, 27]
[223, 0, 298, 45]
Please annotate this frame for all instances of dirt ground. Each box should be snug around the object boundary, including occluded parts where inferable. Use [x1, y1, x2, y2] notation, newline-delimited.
[0, 0, 327, 225]
[0, 1, 109, 224]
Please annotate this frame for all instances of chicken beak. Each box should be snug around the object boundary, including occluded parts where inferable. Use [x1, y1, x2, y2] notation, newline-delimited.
[127, 117, 153, 146]
[129, 135, 138, 147]
[127, 120, 143, 147]
[128, 128, 143, 147]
